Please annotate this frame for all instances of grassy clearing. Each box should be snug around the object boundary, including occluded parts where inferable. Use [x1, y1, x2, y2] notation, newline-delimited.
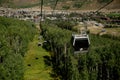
[105, 28, 120, 36]
[24, 34, 52, 80]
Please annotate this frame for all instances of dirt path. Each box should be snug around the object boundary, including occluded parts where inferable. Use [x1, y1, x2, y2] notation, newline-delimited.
[35, 23, 41, 31]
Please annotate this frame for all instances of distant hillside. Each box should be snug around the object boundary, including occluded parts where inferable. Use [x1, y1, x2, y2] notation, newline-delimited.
[105, 0, 120, 9]
[12, 0, 39, 7]
[0, 0, 120, 9]
[0, 0, 39, 8]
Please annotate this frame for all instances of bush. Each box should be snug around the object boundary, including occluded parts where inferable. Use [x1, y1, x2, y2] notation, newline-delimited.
[73, 2, 84, 8]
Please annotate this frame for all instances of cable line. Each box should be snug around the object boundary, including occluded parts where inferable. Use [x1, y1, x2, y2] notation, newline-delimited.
[52, 0, 59, 15]
[40, 0, 43, 30]
[96, 0, 114, 12]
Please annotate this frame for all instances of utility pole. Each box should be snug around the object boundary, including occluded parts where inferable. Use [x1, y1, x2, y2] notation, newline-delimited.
[40, 0, 43, 31]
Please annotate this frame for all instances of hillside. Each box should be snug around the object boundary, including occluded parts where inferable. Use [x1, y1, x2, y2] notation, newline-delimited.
[0, 0, 40, 8]
[0, 0, 120, 9]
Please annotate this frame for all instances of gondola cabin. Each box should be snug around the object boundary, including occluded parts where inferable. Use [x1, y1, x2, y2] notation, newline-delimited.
[72, 34, 90, 53]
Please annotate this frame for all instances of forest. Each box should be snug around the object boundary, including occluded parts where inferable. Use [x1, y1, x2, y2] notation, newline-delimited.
[0, 15, 120, 80]
[0, 17, 37, 80]
[41, 21, 120, 80]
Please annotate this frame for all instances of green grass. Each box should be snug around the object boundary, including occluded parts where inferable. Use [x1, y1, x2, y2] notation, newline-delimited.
[107, 13, 120, 18]
[24, 35, 52, 80]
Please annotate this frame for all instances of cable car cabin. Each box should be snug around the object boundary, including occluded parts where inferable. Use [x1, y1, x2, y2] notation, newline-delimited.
[72, 34, 90, 54]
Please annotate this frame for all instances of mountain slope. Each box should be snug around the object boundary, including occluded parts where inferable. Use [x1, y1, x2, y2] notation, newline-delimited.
[0, 0, 119, 9]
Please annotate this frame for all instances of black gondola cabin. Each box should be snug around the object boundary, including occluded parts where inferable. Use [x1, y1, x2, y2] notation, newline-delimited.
[72, 34, 90, 53]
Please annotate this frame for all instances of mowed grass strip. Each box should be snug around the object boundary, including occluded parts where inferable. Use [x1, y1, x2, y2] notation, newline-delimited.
[24, 35, 52, 80]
